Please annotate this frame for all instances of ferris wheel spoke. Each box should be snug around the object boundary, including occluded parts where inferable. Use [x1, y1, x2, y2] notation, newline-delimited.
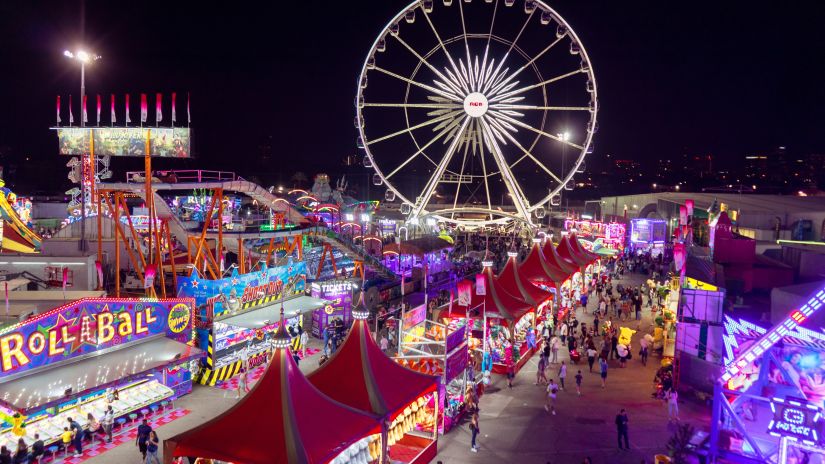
[479, 118, 532, 223]
[363, 102, 461, 109]
[419, 6, 471, 94]
[458, 0, 478, 91]
[410, 117, 472, 220]
[485, 116, 564, 185]
[373, 66, 463, 102]
[478, 129, 494, 220]
[367, 112, 459, 145]
[450, 137, 472, 219]
[489, 104, 590, 111]
[488, 109, 584, 150]
[481, 9, 535, 95]
[384, 118, 463, 180]
[490, 69, 584, 102]
[390, 35, 465, 96]
[487, 36, 564, 96]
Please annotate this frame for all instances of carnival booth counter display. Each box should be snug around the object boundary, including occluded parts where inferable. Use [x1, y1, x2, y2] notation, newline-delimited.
[309, 308, 441, 464]
[0, 298, 202, 450]
[166, 310, 382, 464]
[498, 251, 554, 320]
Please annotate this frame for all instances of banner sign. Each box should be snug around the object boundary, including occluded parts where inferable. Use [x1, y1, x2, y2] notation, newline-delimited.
[445, 344, 469, 383]
[457, 280, 472, 306]
[0, 298, 194, 375]
[213, 316, 300, 354]
[177, 260, 306, 319]
[402, 304, 426, 331]
[56, 127, 191, 158]
[475, 274, 486, 296]
[445, 324, 467, 354]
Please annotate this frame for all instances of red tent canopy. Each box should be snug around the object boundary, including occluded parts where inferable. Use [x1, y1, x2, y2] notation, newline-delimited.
[568, 233, 601, 262]
[541, 241, 579, 276]
[521, 242, 569, 286]
[308, 318, 439, 418]
[497, 254, 553, 307]
[460, 266, 532, 322]
[164, 348, 380, 464]
[557, 236, 592, 268]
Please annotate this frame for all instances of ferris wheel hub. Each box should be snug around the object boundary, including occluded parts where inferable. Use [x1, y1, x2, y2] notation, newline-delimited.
[463, 92, 488, 118]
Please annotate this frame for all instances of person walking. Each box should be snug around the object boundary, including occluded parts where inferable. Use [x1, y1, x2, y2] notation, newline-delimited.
[575, 370, 583, 396]
[615, 409, 630, 450]
[639, 336, 649, 366]
[545, 379, 559, 415]
[560, 322, 569, 344]
[558, 361, 567, 391]
[586, 346, 597, 373]
[666, 388, 680, 421]
[144, 431, 161, 464]
[506, 359, 515, 389]
[536, 353, 548, 385]
[300, 329, 309, 358]
[599, 357, 608, 388]
[610, 332, 619, 360]
[550, 336, 560, 364]
[469, 413, 480, 453]
[102, 405, 114, 443]
[136, 419, 152, 461]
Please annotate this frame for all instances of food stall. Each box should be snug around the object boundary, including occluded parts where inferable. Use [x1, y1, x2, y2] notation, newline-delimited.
[177, 260, 327, 385]
[0, 297, 202, 450]
[630, 218, 668, 257]
[165, 316, 382, 464]
[309, 310, 441, 463]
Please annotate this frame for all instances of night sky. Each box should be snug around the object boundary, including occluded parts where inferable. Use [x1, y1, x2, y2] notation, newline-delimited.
[0, 1, 823, 193]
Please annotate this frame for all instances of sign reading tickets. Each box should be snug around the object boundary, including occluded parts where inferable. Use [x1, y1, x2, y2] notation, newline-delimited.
[0, 298, 194, 375]
[56, 127, 191, 158]
[177, 261, 306, 318]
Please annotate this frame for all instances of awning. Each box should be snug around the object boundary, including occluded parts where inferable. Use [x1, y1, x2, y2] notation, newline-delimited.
[216, 295, 330, 329]
[0, 335, 203, 413]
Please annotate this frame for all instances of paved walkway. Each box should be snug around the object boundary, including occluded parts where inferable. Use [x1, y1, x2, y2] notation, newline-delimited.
[79, 271, 709, 464]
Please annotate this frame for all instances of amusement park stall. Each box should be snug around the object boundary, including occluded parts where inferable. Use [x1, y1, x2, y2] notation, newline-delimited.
[310, 311, 441, 463]
[0, 297, 202, 450]
[564, 217, 626, 256]
[165, 323, 382, 464]
[395, 303, 472, 433]
[519, 240, 573, 322]
[177, 260, 328, 385]
[458, 263, 536, 376]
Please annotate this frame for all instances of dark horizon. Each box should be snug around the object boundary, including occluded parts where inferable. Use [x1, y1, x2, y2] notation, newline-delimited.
[0, 1, 823, 194]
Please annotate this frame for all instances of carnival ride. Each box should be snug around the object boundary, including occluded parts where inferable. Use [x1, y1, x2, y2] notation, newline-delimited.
[356, 0, 598, 228]
[0, 181, 42, 253]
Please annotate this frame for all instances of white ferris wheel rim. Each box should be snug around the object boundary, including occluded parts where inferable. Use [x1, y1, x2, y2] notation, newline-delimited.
[356, 0, 599, 227]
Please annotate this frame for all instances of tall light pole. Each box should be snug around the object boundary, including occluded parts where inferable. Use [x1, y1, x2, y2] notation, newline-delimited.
[64, 49, 101, 252]
[557, 131, 570, 215]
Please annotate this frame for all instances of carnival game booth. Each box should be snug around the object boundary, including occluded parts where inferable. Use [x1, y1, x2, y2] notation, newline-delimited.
[705, 283, 825, 464]
[0, 297, 202, 451]
[382, 236, 453, 283]
[498, 250, 554, 325]
[165, 315, 382, 464]
[520, 241, 573, 322]
[177, 260, 328, 386]
[309, 309, 441, 463]
[541, 239, 580, 310]
[395, 304, 471, 434]
[556, 235, 598, 292]
[459, 263, 535, 376]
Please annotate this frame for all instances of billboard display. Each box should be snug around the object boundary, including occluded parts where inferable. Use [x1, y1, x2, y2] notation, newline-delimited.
[0, 298, 194, 376]
[56, 127, 191, 158]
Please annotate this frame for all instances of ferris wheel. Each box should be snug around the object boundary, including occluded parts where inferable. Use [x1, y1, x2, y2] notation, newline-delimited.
[356, 0, 598, 228]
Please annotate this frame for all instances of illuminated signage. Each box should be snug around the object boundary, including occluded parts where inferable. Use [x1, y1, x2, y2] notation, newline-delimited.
[768, 397, 823, 445]
[0, 298, 194, 375]
[56, 127, 191, 158]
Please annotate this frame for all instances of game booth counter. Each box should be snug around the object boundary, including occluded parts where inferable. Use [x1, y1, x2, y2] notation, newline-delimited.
[176, 260, 327, 386]
[702, 283, 825, 464]
[395, 303, 473, 433]
[309, 309, 441, 463]
[0, 297, 202, 451]
[518, 240, 573, 325]
[457, 262, 537, 376]
[165, 315, 384, 464]
[556, 234, 600, 292]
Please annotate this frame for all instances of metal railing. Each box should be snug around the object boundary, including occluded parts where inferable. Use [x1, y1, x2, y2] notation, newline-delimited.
[125, 169, 240, 183]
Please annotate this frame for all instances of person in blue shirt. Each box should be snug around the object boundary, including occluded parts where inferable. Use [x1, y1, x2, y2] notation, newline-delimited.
[135, 419, 152, 461]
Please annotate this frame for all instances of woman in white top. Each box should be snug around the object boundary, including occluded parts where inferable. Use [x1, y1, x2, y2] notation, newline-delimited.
[666, 388, 679, 421]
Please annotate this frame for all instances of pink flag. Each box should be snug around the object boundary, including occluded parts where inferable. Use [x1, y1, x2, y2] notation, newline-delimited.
[56, 96, 61, 125]
[82, 95, 88, 124]
[171, 92, 177, 123]
[155, 93, 162, 124]
[96, 95, 101, 126]
[62, 267, 68, 291]
[95, 260, 104, 289]
[110, 94, 116, 124]
[140, 93, 148, 123]
[69, 95, 74, 124]
[125, 94, 131, 125]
